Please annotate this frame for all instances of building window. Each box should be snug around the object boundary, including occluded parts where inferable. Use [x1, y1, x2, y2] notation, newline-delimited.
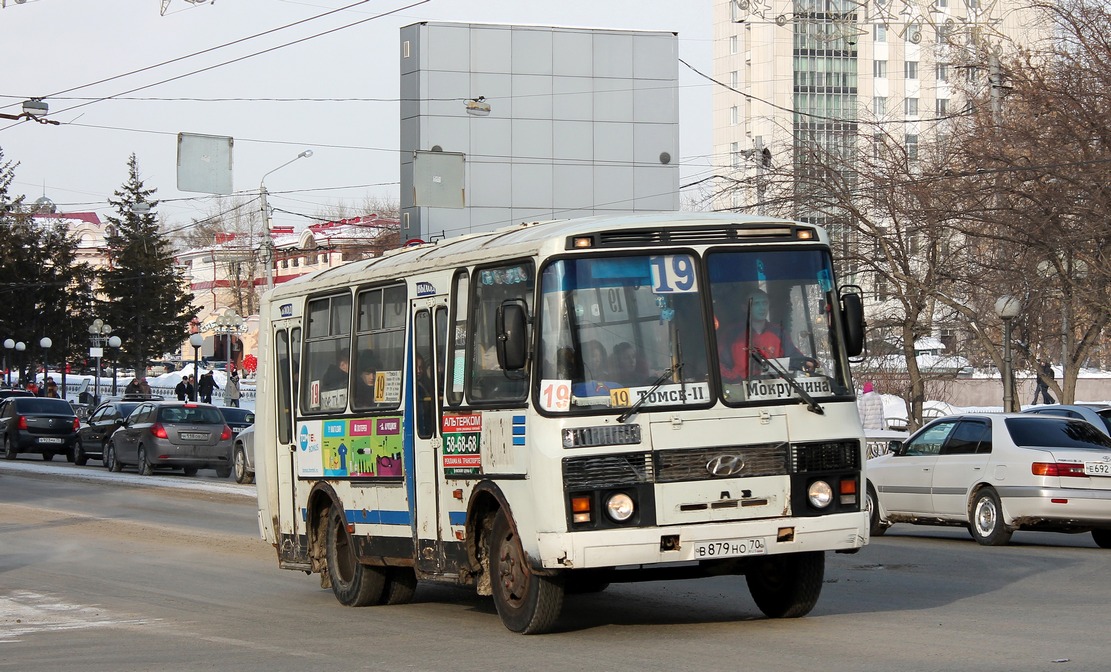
[281, 259, 289, 269]
[905, 61, 918, 79]
[906, 133, 919, 161]
[936, 0, 947, 6]
[905, 97, 918, 116]
[936, 98, 949, 115]
[873, 132, 885, 160]
[731, 141, 741, 168]
[730, 70, 739, 89]
[873, 96, 887, 115]
[874, 24, 886, 42]
[874, 60, 887, 78]
[937, 63, 949, 82]
[731, 105, 739, 125]
[907, 24, 921, 43]
[730, 35, 738, 54]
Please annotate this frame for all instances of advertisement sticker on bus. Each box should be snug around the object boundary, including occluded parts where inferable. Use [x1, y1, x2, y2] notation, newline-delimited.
[442, 412, 482, 475]
[297, 422, 323, 477]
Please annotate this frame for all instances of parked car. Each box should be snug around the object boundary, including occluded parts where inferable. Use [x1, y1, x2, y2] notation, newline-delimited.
[867, 413, 1111, 548]
[105, 401, 234, 477]
[217, 407, 254, 438]
[1023, 404, 1111, 437]
[232, 424, 255, 485]
[74, 397, 151, 466]
[0, 388, 34, 401]
[0, 396, 81, 460]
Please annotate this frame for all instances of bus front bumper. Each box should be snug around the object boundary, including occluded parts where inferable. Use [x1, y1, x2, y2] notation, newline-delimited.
[536, 511, 868, 569]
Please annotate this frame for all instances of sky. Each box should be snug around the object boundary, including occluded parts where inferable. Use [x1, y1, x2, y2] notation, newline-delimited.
[1, 0, 714, 234]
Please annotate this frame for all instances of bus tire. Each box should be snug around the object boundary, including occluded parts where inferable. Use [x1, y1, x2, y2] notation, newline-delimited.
[381, 567, 418, 605]
[489, 509, 564, 634]
[745, 551, 824, 619]
[326, 506, 386, 607]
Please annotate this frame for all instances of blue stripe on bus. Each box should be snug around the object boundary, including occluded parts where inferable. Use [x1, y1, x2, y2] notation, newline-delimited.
[348, 509, 412, 526]
[512, 415, 525, 424]
[402, 336, 417, 532]
[448, 511, 467, 526]
[513, 437, 526, 446]
[512, 426, 526, 435]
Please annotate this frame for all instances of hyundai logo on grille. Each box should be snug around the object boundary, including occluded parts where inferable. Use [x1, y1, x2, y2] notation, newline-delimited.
[706, 455, 745, 477]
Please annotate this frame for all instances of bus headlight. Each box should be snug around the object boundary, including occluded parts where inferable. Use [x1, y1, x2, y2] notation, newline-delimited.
[807, 480, 833, 509]
[605, 493, 635, 522]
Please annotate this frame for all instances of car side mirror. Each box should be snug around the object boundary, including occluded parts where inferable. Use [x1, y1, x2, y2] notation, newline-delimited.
[115, 418, 127, 427]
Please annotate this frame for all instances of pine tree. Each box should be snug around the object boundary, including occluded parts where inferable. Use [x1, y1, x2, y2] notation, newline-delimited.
[98, 155, 195, 376]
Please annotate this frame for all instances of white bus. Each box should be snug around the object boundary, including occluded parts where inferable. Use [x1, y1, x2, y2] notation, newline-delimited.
[254, 212, 868, 634]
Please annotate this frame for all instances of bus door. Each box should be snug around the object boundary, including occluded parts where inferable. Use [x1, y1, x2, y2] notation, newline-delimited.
[411, 299, 449, 574]
[273, 321, 309, 564]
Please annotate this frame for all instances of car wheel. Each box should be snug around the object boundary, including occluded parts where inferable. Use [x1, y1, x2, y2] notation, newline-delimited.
[325, 505, 387, 607]
[867, 483, 888, 537]
[745, 551, 824, 619]
[3, 435, 16, 460]
[234, 445, 254, 484]
[183, 467, 198, 477]
[215, 465, 231, 479]
[106, 443, 122, 472]
[489, 508, 564, 634]
[100, 441, 110, 468]
[137, 445, 153, 476]
[42, 451, 55, 461]
[969, 487, 1013, 546]
[1092, 529, 1111, 549]
[73, 438, 88, 466]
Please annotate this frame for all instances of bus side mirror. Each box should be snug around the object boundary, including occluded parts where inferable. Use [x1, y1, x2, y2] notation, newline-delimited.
[496, 301, 529, 371]
[840, 290, 865, 357]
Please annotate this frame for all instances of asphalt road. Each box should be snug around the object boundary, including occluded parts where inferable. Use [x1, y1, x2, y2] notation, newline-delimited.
[2, 457, 1108, 672]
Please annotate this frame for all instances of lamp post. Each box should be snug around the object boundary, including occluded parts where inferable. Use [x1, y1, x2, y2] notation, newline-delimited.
[189, 333, 205, 401]
[39, 337, 52, 395]
[260, 150, 313, 297]
[88, 319, 114, 406]
[108, 335, 122, 395]
[995, 296, 1022, 413]
[214, 308, 245, 369]
[15, 341, 25, 387]
[3, 338, 13, 387]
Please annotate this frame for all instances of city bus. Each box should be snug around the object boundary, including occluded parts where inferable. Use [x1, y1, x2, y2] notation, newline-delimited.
[253, 212, 868, 634]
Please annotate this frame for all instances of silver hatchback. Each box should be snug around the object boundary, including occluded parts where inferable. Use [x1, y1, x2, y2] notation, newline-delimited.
[106, 401, 234, 477]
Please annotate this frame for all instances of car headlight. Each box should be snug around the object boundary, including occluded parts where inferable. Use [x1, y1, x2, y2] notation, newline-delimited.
[605, 493, 635, 522]
[807, 480, 833, 509]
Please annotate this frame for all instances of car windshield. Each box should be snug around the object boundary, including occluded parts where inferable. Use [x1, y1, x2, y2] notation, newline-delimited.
[14, 398, 74, 414]
[1005, 417, 1111, 449]
[158, 406, 226, 424]
[219, 408, 255, 423]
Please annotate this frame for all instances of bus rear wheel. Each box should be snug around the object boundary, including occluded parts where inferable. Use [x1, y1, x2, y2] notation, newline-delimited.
[745, 551, 824, 619]
[489, 509, 563, 634]
[326, 506, 386, 607]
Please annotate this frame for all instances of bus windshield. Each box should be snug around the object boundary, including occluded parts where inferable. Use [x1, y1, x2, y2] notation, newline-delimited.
[537, 248, 852, 413]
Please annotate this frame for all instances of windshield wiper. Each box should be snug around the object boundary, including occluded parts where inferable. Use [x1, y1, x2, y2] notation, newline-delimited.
[617, 362, 683, 423]
[749, 350, 824, 415]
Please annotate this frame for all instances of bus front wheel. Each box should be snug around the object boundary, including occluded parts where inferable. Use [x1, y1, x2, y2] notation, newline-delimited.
[745, 551, 824, 619]
[326, 506, 386, 607]
[489, 509, 563, 634]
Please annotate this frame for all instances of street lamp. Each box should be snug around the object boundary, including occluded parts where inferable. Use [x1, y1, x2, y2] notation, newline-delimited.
[214, 308, 245, 369]
[15, 341, 25, 387]
[3, 338, 13, 387]
[39, 337, 52, 395]
[189, 333, 205, 401]
[260, 150, 313, 296]
[88, 319, 114, 406]
[108, 335, 122, 395]
[994, 296, 1022, 413]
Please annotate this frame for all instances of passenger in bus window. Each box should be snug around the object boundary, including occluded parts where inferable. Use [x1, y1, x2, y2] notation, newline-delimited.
[321, 354, 350, 390]
[354, 360, 377, 406]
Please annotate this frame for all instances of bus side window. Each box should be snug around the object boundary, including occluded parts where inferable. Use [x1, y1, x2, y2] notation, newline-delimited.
[468, 262, 533, 403]
[302, 293, 352, 413]
[414, 310, 434, 439]
[276, 329, 292, 444]
[445, 271, 468, 407]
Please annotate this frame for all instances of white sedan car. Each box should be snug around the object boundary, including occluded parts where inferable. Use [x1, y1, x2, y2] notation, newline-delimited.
[867, 413, 1111, 547]
[232, 424, 255, 484]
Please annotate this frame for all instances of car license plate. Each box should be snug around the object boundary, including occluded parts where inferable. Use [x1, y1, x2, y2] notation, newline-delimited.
[38, 437, 64, 444]
[1084, 462, 1111, 476]
[692, 537, 766, 559]
[181, 432, 208, 440]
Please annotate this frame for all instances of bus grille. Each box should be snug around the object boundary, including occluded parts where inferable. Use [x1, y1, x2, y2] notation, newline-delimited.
[791, 440, 860, 473]
[654, 443, 789, 482]
[563, 453, 654, 489]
